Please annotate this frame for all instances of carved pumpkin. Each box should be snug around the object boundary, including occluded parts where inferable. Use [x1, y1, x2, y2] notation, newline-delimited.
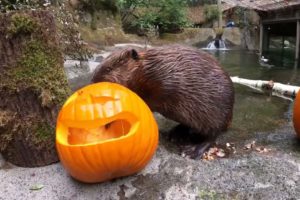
[56, 82, 159, 183]
[293, 91, 300, 138]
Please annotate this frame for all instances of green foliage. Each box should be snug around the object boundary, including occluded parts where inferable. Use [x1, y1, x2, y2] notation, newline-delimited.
[155, 0, 189, 32]
[203, 4, 219, 22]
[214, 27, 223, 37]
[12, 39, 70, 106]
[78, 0, 119, 33]
[90, 12, 97, 30]
[187, 0, 217, 6]
[0, 0, 47, 12]
[8, 13, 37, 36]
[1, 1, 92, 60]
[233, 7, 248, 28]
[53, 5, 93, 60]
[16, 41, 57, 79]
[118, 0, 189, 34]
[3, 21, 71, 106]
[133, 12, 157, 31]
[0, 11, 71, 151]
[35, 122, 54, 142]
[117, 0, 147, 9]
[57, 23, 93, 60]
[198, 189, 224, 200]
[0, 110, 15, 151]
[78, 0, 118, 14]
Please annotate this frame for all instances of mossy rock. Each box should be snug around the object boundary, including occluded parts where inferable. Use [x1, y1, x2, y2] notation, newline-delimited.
[214, 27, 224, 39]
[0, 10, 71, 167]
[7, 13, 38, 36]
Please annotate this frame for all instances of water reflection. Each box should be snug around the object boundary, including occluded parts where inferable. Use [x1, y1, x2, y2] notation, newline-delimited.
[206, 50, 299, 141]
[210, 50, 300, 85]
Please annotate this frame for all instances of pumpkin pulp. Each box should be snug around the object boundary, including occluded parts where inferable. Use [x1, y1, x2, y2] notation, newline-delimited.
[68, 119, 131, 145]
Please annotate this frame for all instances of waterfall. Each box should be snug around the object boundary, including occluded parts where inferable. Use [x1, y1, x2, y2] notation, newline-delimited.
[203, 39, 227, 50]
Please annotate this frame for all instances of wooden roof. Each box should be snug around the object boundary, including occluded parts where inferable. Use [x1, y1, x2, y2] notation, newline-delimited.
[221, 0, 300, 12]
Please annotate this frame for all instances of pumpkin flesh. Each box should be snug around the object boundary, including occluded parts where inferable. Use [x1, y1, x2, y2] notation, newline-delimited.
[68, 119, 131, 145]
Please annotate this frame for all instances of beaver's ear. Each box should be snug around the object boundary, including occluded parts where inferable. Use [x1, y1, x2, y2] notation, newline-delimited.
[130, 49, 139, 60]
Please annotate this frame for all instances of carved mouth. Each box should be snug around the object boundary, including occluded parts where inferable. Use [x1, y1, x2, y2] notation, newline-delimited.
[56, 93, 139, 146]
[67, 119, 132, 145]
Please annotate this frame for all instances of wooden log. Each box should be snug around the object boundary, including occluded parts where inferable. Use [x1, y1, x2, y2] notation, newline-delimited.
[231, 76, 300, 100]
[0, 10, 71, 167]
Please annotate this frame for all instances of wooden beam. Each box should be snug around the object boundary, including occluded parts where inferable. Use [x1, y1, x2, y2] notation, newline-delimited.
[259, 23, 264, 56]
[296, 20, 300, 60]
[262, 17, 300, 24]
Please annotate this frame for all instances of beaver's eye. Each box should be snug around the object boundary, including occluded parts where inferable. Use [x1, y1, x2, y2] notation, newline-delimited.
[105, 67, 112, 73]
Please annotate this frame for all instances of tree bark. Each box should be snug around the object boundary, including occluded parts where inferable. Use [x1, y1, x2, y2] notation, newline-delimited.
[0, 10, 70, 167]
[231, 76, 300, 100]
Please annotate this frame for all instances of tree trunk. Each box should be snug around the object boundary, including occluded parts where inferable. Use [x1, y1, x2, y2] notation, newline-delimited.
[0, 10, 71, 167]
[231, 76, 300, 100]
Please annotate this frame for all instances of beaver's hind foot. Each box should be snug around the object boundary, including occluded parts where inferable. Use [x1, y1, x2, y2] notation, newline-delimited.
[168, 124, 216, 159]
[180, 142, 213, 159]
[168, 124, 204, 144]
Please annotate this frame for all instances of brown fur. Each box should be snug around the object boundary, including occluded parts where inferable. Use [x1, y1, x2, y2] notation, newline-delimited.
[92, 45, 234, 137]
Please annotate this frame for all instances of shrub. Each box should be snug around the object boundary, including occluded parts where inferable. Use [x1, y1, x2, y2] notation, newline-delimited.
[203, 4, 219, 22]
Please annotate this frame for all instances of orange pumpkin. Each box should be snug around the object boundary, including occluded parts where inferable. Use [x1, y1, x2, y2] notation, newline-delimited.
[293, 91, 300, 138]
[56, 82, 159, 183]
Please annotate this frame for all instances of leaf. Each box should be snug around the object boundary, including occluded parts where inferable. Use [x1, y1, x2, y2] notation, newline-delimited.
[216, 149, 226, 158]
[255, 147, 271, 153]
[29, 184, 44, 191]
[202, 147, 226, 160]
[244, 141, 256, 150]
[226, 142, 236, 153]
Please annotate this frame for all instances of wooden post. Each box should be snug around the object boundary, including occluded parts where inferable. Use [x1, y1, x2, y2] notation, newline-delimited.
[282, 35, 285, 59]
[296, 20, 300, 60]
[259, 23, 264, 56]
[266, 26, 270, 54]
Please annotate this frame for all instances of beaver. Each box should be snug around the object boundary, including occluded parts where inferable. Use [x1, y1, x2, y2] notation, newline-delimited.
[91, 45, 234, 159]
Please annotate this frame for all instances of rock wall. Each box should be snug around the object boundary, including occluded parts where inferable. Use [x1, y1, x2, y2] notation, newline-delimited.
[159, 28, 215, 46]
[64, 1, 260, 50]
[240, 9, 260, 51]
[159, 27, 244, 49]
[241, 26, 260, 51]
[74, 4, 140, 46]
[223, 27, 242, 46]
